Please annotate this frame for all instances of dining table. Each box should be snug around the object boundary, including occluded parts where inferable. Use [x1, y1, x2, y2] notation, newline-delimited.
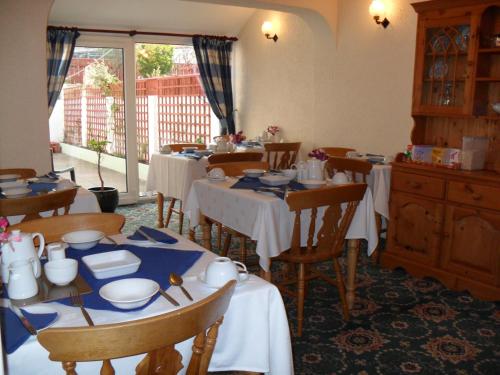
[2, 228, 293, 375]
[184, 177, 378, 309]
[5, 180, 101, 225]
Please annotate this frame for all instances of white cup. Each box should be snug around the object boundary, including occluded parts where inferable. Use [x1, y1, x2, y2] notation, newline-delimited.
[331, 172, 349, 185]
[208, 168, 225, 179]
[281, 169, 297, 180]
[47, 243, 66, 261]
[205, 257, 248, 288]
[44, 258, 78, 286]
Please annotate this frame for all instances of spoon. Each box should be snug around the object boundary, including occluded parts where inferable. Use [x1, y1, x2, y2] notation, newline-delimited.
[169, 273, 193, 301]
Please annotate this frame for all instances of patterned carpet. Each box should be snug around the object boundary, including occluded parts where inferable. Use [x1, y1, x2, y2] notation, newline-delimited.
[117, 201, 500, 375]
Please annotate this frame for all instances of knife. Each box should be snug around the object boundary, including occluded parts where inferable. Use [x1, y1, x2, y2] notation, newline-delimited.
[159, 289, 180, 306]
[9, 303, 37, 335]
[137, 228, 159, 244]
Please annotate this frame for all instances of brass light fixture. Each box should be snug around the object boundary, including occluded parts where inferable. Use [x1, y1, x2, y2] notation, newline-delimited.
[261, 21, 278, 42]
[369, 0, 390, 28]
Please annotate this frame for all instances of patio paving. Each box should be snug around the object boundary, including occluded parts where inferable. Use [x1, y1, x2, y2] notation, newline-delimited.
[53, 152, 147, 194]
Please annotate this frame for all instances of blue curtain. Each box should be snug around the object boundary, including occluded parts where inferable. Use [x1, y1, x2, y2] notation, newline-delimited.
[47, 27, 80, 116]
[193, 36, 235, 135]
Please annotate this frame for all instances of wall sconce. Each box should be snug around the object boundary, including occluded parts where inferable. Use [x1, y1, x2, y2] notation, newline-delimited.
[261, 21, 278, 42]
[369, 0, 390, 28]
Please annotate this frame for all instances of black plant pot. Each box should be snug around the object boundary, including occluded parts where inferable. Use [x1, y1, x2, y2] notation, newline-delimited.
[89, 187, 119, 213]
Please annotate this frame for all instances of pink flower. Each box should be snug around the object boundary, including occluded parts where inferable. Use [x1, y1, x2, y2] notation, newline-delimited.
[0, 216, 8, 230]
[308, 148, 329, 161]
[267, 126, 280, 136]
[229, 131, 246, 144]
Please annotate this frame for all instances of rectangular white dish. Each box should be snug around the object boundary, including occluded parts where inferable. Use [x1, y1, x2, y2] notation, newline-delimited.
[259, 175, 291, 186]
[82, 250, 141, 279]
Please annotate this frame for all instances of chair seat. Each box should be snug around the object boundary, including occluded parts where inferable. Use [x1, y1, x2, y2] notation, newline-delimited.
[277, 246, 335, 264]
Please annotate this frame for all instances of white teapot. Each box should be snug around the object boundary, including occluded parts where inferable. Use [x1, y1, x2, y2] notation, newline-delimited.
[205, 257, 248, 287]
[1, 230, 45, 283]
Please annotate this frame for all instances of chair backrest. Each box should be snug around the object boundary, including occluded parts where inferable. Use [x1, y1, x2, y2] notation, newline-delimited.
[321, 147, 356, 158]
[207, 161, 270, 177]
[207, 152, 263, 164]
[0, 168, 36, 179]
[325, 157, 373, 183]
[169, 143, 207, 153]
[286, 184, 367, 258]
[8, 213, 125, 244]
[0, 188, 78, 222]
[264, 142, 301, 170]
[38, 280, 237, 375]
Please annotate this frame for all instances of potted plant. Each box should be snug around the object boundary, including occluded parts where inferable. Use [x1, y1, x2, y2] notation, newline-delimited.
[88, 139, 119, 213]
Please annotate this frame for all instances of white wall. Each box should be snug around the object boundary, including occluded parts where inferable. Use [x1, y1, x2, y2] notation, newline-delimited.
[0, 0, 54, 173]
[235, 0, 418, 158]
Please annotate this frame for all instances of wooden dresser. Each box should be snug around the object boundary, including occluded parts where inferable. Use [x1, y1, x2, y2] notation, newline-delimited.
[381, 0, 500, 300]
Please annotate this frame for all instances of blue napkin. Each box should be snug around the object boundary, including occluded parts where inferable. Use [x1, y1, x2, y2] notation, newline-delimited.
[127, 226, 178, 244]
[0, 307, 57, 354]
[29, 182, 58, 193]
[230, 177, 306, 199]
[176, 152, 203, 161]
[59, 244, 203, 312]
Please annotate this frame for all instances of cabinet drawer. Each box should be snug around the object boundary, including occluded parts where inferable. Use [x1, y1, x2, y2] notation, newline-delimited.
[392, 171, 445, 199]
[447, 181, 500, 211]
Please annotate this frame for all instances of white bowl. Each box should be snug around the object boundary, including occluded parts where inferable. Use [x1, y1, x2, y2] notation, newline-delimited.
[243, 168, 266, 178]
[300, 179, 327, 189]
[0, 174, 21, 182]
[208, 167, 225, 180]
[0, 180, 28, 190]
[44, 258, 78, 286]
[62, 230, 104, 250]
[259, 175, 291, 186]
[182, 146, 198, 153]
[2, 187, 31, 198]
[82, 250, 141, 279]
[99, 278, 159, 309]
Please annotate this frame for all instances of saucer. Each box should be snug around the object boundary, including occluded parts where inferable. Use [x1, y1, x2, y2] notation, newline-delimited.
[197, 271, 250, 289]
[207, 176, 227, 182]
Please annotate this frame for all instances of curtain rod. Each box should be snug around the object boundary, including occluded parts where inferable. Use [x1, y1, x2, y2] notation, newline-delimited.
[47, 26, 238, 41]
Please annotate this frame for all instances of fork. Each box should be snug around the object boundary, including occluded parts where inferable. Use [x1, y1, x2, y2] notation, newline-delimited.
[70, 292, 94, 326]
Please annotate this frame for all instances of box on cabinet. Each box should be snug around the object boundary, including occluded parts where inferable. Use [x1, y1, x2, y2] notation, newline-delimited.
[462, 136, 488, 170]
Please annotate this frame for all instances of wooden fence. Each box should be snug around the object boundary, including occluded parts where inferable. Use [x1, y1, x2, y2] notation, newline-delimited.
[62, 75, 212, 164]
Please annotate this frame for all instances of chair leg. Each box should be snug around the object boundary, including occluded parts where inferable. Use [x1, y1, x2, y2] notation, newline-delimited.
[156, 193, 165, 228]
[178, 201, 184, 235]
[221, 232, 232, 257]
[165, 198, 176, 228]
[216, 223, 222, 251]
[238, 235, 246, 264]
[297, 263, 306, 337]
[333, 258, 350, 321]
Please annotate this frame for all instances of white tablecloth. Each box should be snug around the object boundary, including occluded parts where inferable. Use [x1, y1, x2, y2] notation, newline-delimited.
[7, 184, 101, 225]
[5, 230, 293, 375]
[146, 153, 209, 203]
[184, 178, 378, 272]
[364, 165, 391, 220]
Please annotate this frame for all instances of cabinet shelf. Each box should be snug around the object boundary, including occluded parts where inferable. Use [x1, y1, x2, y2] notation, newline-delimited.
[475, 77, 500, 81]
[478, 47, 500, 53]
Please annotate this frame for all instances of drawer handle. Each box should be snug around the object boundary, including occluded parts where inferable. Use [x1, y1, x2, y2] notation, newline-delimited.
[409, 181, 422, 189]
[464, 184, 482, 200]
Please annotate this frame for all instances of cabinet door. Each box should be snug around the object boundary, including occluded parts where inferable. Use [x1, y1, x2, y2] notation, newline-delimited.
[441, 205, 500, 286]
[387, 191, 444, 266]
[413, 16, 475, 115]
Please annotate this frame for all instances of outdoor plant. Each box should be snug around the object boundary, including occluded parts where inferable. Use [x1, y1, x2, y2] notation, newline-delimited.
[88, 139, 110, 191]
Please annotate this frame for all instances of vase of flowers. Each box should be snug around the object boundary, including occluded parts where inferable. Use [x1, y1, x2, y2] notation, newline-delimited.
[229, 131, 246, 145]
[267, 125, 280, 142]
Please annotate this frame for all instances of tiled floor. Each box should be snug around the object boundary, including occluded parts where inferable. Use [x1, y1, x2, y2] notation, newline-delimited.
[53, 153, 147, 193]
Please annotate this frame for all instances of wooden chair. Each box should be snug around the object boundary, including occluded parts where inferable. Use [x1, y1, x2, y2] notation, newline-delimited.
[207, 161, 269, 177]
[8, 213, 125, 244]
[38, 280, 236, 375]
[271, 184, 367, 336]
[169, 143, 207, 153]
[160, 144, 207, 234]
[0, 188, 78, 223]
[207, 152, 263, 164]
[0, 168, 36, 179]
[325, 156, 373, 182]
[264, 142, 301, 170]
[321, 147, 356, 158]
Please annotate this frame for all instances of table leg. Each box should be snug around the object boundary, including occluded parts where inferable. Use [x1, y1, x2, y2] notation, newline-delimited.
[156, 193, 164, 228]
[188, 228, 196, 242]
[200, 214, 212, 251]
[346, 239, 360, 310]
[260, 268, 272, 282]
